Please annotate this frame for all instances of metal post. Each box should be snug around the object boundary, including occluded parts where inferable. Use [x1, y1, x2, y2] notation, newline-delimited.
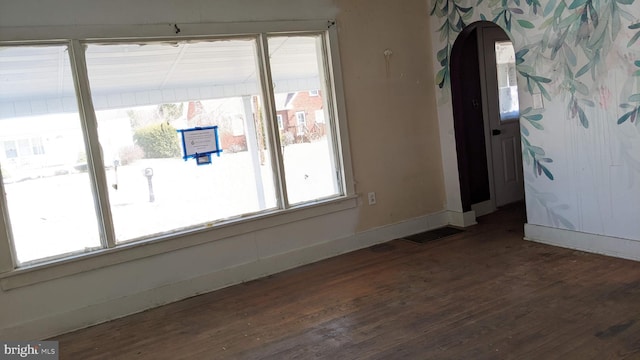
[144, 168, 155, 202]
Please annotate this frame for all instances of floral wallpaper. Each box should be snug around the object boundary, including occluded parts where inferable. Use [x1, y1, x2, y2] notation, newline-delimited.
[430, 0, 640, 239]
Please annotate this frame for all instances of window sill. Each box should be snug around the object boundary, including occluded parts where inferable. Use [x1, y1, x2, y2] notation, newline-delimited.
[0, 195, 358, 290]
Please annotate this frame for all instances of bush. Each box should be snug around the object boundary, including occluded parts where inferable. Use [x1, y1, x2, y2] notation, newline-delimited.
[133, 123, 181, 159]
[118, 145, 145, 165]
[280, 131, 295, 147]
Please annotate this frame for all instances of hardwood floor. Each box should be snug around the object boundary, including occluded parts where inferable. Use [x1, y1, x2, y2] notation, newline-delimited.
[53, 203, 640, 359]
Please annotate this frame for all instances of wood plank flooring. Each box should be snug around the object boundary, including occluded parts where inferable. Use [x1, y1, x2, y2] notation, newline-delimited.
[53, 203, 640, 359]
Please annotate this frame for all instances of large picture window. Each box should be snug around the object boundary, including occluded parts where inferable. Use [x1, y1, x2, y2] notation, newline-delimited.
[0, 45, 102, 263]
[0, 28, 348, 266]
[268, 35, 341, 204]
[85, 39, 277, 242]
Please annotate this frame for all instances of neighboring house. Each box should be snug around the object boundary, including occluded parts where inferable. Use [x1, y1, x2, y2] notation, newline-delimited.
[185, 99, 247, 152]
[0, 113, 132, 182]
[275, 90, 326, 143]
[0, 115, 86, 181]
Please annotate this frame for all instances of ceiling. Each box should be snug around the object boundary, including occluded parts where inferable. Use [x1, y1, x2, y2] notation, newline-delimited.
[0, 36, 323, 119]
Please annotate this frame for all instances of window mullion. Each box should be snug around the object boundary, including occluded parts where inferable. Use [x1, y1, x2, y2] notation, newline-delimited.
[257, 34, 290, 209]
[325, 26, 355, 196]
[68, 40, 117, 249]
[316, 33, 343, 195]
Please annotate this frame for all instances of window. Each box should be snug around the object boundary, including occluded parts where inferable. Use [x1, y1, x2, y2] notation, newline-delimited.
[85, 39, 277, 242]
[315, 110, 325, 124]
[17, 139, 31, 157]
[231, 115, 245, 136]
[0, 27, 348, 266]
[495, 41, 520, 121]
[269, 35, 341, 204]
[1, 138, 45, 159]
[296, 111, 306, 135]
[31, 137, 45, 155]
[0, 45, 102, 264]
[3, 141, 17, 159]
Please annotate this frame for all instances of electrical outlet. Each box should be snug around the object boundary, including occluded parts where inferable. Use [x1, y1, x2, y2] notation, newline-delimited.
[367, 192, 376, 205]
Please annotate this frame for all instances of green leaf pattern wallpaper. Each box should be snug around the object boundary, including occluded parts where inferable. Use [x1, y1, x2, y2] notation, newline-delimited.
[430, 0, 640, 239]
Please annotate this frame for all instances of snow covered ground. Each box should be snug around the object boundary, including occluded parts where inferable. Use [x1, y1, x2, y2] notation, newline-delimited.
[4, 140, 339, 263]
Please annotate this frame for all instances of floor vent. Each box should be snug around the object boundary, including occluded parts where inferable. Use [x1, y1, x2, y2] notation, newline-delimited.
[403, 226, 464, 244]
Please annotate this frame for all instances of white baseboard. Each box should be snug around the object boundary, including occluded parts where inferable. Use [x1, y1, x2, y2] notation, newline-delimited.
[471, 200, 495, 217]
[524, 224, 640, 262]
[1, 210, 449, 340]
[447, 210, 477, 227]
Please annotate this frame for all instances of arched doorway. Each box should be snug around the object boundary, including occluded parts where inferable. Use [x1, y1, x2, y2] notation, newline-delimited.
[450, 21, 524, 216]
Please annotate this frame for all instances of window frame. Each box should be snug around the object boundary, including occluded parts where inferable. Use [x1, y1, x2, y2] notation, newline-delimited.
[295, 111, 307, 135]
[494, 40, 520, 122]
[276, 114, 284, 130]
[3, 141, 18, 159]
[31, 137, 45, 156]
[0, 20, 356, 288]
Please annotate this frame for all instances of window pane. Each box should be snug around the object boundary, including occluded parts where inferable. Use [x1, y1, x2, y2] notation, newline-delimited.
[18, 139, 30, 156]
[32, 137, 45, 155]
[495, 41, 520, 121]
[268, 35, 342, 204]
[85, 40, 277, 242]
[0, 45, 102, 263]
[4, 141, 17, 159]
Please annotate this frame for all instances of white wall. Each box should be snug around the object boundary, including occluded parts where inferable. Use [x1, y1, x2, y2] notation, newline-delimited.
[0, 0, 338, 26]
[0, 0, 450, 340]
[429, 1, 640, 254]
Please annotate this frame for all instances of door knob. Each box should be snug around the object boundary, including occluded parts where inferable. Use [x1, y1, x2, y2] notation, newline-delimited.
[492, 129, 502, 136]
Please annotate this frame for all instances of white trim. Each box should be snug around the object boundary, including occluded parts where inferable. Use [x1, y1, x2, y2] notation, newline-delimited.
[0, 196, 357, 290]
[471, 200, 496, 217]
[326, 24, 355, 197]
[0, 209, 449, 340]
[0, 20, 333, 43]
[69, 39, 117, 250]
[524, 224, 640, 262]
[447, 210, 477, 227]
[257, 33, 289, 209]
